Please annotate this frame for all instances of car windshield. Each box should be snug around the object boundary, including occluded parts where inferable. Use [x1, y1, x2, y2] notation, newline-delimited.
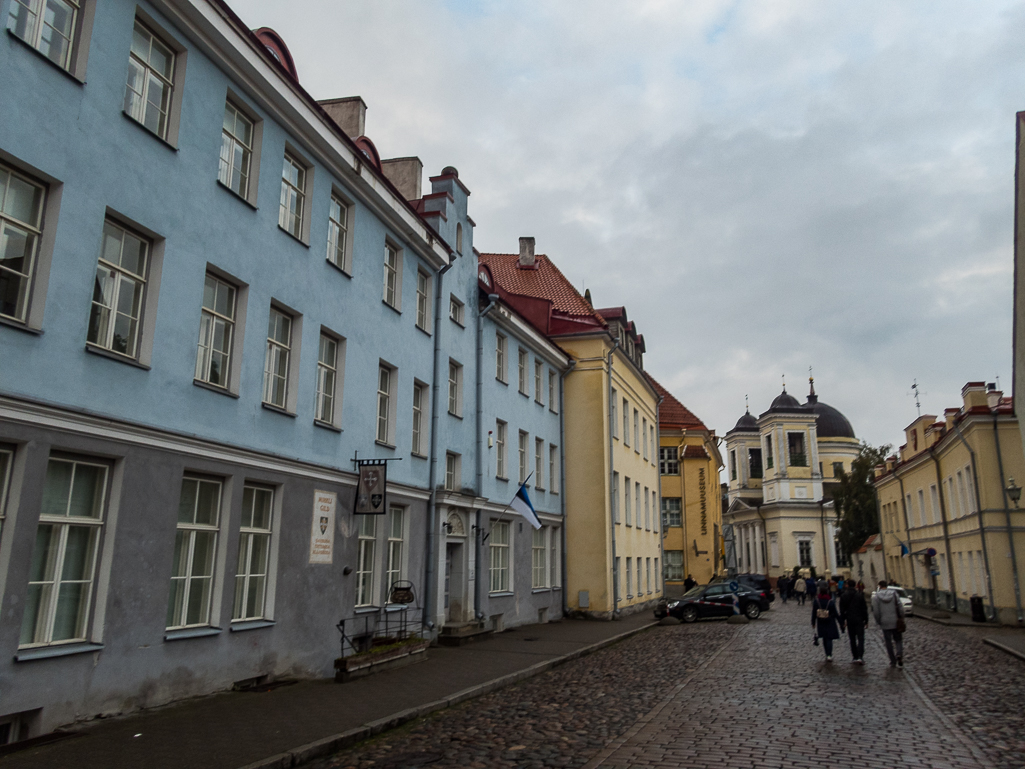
[683, 585, 704, 597]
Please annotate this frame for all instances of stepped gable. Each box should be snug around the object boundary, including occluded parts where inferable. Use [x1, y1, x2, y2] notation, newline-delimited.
[646, 374, 708, 432]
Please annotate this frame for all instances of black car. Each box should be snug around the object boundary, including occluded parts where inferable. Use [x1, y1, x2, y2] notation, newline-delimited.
[654, 583, 769, 622]
[728, 574, 775, 604]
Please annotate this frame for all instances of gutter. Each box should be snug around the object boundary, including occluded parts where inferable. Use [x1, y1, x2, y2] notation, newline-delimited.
[654, 395, 665, 595]
[559, 359, 576, 616]
[423, 262, 452, 633]
[951, 421, 998, 620]
[992, 414, 1024, 624]
[606, 340, 621, 616]
[473, 293, 500, 622]
[927, 450, 958, 611]
[818, 500, 829, 576]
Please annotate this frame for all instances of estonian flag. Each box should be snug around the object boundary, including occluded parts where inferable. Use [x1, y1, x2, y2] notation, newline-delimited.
[899, 541, 909, 557]
[510, 483, 542, 530]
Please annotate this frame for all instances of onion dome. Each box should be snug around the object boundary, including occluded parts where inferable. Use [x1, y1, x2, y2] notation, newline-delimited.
[767, 388, 803, 413]
[733, 410, 758, 431]
[804, 379, 855, 438]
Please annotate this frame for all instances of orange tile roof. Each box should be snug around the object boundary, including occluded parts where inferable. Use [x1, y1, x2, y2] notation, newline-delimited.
[646, 375, 709, 432]
[478, 253, 602, 320]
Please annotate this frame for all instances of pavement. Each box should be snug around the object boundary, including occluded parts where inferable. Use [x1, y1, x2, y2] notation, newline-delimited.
[912, 604, 1025, 662]
[0, 612, 657, 769]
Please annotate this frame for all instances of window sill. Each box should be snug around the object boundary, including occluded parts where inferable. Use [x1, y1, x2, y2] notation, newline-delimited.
[262, 402, 296, 418]
[277, 224, 310, 248]
[450, 319, 465, 328]
[384, 603, 409, 612]
[534, 400, 544, 407]
[518, 391, 530, 398]
[383, 300, 402, 315]
[7, 29, 85, 84]
[411, 451, 428, 460]
[496, 378, 508, 386]
[448, 411, 463, 420]
[415, 324, 431, 337]
[0, 315, 43, 335]
[216, 179, 258, 210]
[194, 379, 239, 398]
[532, 588, 551, 594]
[122, 110, 178, 150]
[326, 258, 353, 279]
[354, 606, 379, 614]
[15, 642, 104, 662]
[230, 619, 275, 633]
[314, 419, 342, 433]
[375, 440, 396, 450]
[489, 591, 514, 598]
[165, 626, 221, 642]
[496, 475, 508, 482]
[549, 409, 559, 415]
[85, 343, 150, 370]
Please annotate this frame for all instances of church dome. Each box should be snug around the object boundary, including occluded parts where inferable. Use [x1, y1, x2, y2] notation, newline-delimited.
[733, 410, 758, 431]
[767, 389, 803, 413]
[805, 393, 856, 439]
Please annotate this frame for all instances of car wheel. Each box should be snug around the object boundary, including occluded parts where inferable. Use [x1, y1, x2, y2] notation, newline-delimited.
[680, 606, 698, 623]
[744, 602, 761, 620]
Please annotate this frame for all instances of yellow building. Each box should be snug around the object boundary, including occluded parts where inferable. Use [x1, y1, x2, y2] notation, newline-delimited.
[723, 380, 861, 579]
[648, 377, 723, 590]
[874, 382, 1025, 625]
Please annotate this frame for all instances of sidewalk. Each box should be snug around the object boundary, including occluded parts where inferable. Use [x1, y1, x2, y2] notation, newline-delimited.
[912, 605, 1025, 663]
[0, 613, 657, 769]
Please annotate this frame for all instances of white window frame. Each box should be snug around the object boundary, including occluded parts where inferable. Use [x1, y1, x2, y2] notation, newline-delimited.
[550, 527, 561, 587]
[642, 417, 648, 459]
[624, 475, 632, 525]
[315, 330, 344, 428]
[167, 476, 222, 630]
[489, 521, 510, 593]
[626, 556, 632, 598]
[535, 437, 545, 490]
[612, 471, 620, 523]
[219, 101, 254, 200]
[633, 409, 639, 452]
[519, 430, 529, 484]
[278, 151, 309, 241]
[448, 360, 463, 416]
[635, 482, 641, 527]
[650, 426, 656, 465]
[662, 497, 682, 527]
[445, 452, 460, 491]
[415, 269, 432, 332]
[549, 444, 559, 494]
[532, 526, 548, 589]
[233, 484, 275, 621]
[263, 306, 292, 410]
[496, 420, 508, 479]
[386, 506, 405, 598]
[449, 295, 464, 326]
[7, 0, 89, 75]
[376, 362, 397, 446]
[356, 514, 376, 607]
[644, 486, 650, 530]
[666, 550, 683, 581]
[0, 162, 46, 325]
[659, 447, 679, 475]
[549, 371, 558, 413]
[496, 332, 507, 382]
[326, 191, 353, 273]
[518, 348, 529, 395]
[622, 399, 630, 446]
[19, 456, 108, 647]
[124, 18, 182, 142]
[0, 446, 12, 541]
[87, 218, 149, 360]
[534, 359, 544, 404]
[383, 241, 403, 310]
[412, 381, 428, 456]
[611, 389, 618, 438]
[195, 272, 236, 390]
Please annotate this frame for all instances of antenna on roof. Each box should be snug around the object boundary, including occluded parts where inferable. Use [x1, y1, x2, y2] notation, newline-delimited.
[909, 379, 923, 417]
[745, 394, 749, 413]
[781, 374, 786, 392]
[996, 374, 1001, 390]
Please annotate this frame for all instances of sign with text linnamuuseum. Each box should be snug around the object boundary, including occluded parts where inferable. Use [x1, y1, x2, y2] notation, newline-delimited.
[309, 490, 336, 564]
[356, 464, 386, 514]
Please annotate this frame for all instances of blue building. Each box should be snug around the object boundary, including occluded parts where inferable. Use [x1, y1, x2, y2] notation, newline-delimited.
[0, 0, 573, 740]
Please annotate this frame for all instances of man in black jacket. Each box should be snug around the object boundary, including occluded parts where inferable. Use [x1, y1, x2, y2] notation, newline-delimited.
[838, 580, 869, 664]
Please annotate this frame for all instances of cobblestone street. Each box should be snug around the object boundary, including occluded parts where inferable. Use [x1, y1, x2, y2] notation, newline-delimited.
[306, 600, 1025, 769]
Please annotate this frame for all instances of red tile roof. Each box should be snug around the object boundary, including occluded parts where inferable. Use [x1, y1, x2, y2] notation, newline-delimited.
[646, 375, 709, 432]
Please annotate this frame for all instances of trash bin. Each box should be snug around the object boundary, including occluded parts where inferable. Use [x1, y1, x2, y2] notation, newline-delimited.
[970, 595, 986, 622]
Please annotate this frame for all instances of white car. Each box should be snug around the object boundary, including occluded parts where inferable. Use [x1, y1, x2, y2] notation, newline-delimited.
[872, 585, 914, 616]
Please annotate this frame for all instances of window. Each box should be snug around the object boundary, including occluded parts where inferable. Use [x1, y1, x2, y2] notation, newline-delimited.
[278, 153, 306, 239]
[447, 361, 462, 416]
[219, 102, 253, 198]
[519, 430, 528, 483]
[624, 475, 632, 525]
[124, 20, 176, 139]
[622, 399, 630, 445]
[964, 466, 975, 513]
[532, 527, 548, 588]
[549, 444, 559, 494]
[642, 418, 648, 459]
[315, 332, 340, 426]
[263, 308, 292, 409]
[0, 163, 45, 324]
[416, 270, 430, 331]
[411, 382, 427, 455]
[615, 557, 621, 601]
[765, 435, 774, 469]
[832, 461, 844, 477]
[549, 371, 558, 412]
[7, 0, 79, 70]
[637, 560, 642, 598]
[356, 514, 376, 606]
[662, 497, 682, 527]
[917, 489, 926, 527]
[0, 446, 12, 539]
[496, 421, 508, 479]
[456, 222, 463, 254]
[195, 273, 236, 388]
[611, 389, 618, 438]
[930, 485, 940, 524]
[535, 438, 545, 490]
[730, 450, 737, 481]
[496, 333, 507, 382]
[644, 486, 650, 530]
[798, 539, 813, 568]
[633, 409, 639, 451]
[612, 472, 620, 523]
[168, 477, 221, 629]
[749, 449, 763, 479]
[233, 485, 273, 620]
[654, 558, 660, 589]
[665, 551, 683, 581]
[905, 494, 913, 526]
[626, 557, 632, 598]
[518, 348, 528, 394]
[383, 243, 400, 309]
[650, 426, 656, 464]
[787, 432, 807, 467]
[449, 295, 464, 325]
[445, 452, 460, 491]
[534, 360, 544, 404]
[327, 194, 351, 272]
[490, 521, 510, 592]
[550, 527, 561, 587]
[635, 483, 641, 528]
[20, 457, 107, 647]
[376, 364, 395, 445]
[88, 219, 148, 358]
[659, 447, 679, 475]
[386, 506, 404, 595]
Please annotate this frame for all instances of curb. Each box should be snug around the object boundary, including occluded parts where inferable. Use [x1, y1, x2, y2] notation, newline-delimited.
[983, 638, 1025, 662]
[236, 620, 659, 769]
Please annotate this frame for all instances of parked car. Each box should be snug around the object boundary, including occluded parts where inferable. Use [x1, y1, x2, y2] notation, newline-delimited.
[655, 583, 769, 622]
[872, 585, 914, 616]
[710, 574, 774, 604]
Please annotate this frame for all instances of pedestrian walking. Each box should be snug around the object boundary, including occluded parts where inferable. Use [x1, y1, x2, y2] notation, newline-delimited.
[871, 580, 906, 667]
[811, 580, 841, 662]
[684, 574, 697, 592]
[838, 580, 868, 664]
[794, 575, 807, 605]
[778, 575, 790, 603]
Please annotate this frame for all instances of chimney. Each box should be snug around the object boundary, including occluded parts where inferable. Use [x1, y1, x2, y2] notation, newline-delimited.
[518, 237, 535, 268]
[944, 407, 959, 429]
[318, 96, 367, 139]
[381, 157, 423, 201]
[962, 381, 988, 411]
[987, 382, 1002, 409]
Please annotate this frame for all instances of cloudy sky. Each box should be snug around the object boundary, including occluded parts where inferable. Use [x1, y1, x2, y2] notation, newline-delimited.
[234, 0, 1024, 452]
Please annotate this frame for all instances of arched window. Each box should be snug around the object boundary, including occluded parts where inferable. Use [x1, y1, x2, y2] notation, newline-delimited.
[456, 223, 463, 254]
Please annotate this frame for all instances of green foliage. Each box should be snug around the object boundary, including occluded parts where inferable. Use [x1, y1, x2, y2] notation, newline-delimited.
[833, 443, 891, 559]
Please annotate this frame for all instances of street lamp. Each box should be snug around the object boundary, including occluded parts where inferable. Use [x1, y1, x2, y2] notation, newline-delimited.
[1007, 478, 1021, 509]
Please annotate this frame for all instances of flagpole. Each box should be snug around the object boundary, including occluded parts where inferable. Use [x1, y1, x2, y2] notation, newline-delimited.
[481, 471, 534, 543]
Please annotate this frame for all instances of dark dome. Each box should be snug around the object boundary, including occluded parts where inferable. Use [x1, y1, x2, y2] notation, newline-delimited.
[767, 389, 803, 412]
[733, 411, 758, 431]
[805, 395, 856, 439]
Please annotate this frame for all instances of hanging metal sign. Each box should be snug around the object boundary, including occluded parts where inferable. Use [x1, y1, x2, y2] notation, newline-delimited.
[356, 462, 387, 515]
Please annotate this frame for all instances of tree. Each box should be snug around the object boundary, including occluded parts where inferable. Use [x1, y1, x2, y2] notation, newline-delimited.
[833, 443, 891, 561]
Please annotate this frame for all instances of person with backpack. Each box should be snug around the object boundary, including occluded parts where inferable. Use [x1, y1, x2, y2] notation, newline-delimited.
[793, 574, 807, 605]
[811, 580, 841, 662]
[838, 579, 869, 664]
[871, 580, 906, 667]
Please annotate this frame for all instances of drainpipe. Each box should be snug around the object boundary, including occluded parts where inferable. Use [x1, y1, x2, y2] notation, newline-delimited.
[654, 395, 665, 597]
[678, 437, 688, 579]
[818, 500, 828, 577]
[992, 414, 1024, 624]
[951, 422, 997, 620]
[895, 472, 918, 593]
[423, 262, 452, 633]
[606, 339, 621, 617]
[559, 359, 576, 617]
[473, 293, 500, 622]
[928, 450, 958, 611]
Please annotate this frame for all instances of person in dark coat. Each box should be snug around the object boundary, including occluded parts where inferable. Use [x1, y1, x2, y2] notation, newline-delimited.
[811, 580, 841, 662]
[838, 580, 869, 664]
[778, 575, 790, 603]
[683, 575, 697, 592]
